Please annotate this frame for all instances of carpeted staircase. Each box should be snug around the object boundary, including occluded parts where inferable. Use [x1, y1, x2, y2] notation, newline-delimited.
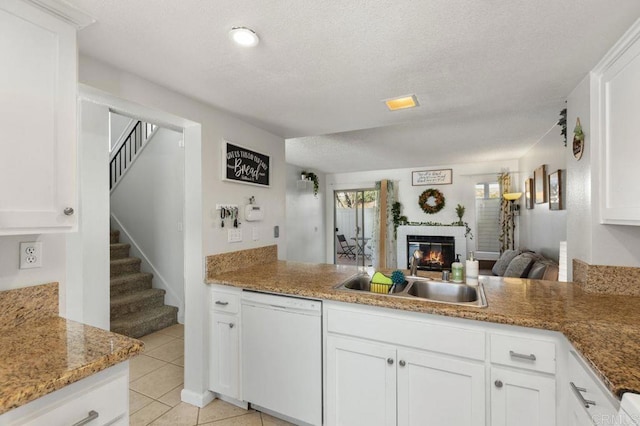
[110, 230, 178, 338]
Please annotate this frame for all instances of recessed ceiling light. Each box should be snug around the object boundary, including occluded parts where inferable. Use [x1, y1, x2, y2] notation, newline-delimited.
[229, 27, 260, 47]
[384, 95, 419, 111]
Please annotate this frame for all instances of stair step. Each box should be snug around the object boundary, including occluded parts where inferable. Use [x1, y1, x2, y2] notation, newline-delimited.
[110, 243, 131, 260]
[110, 272, 153, 297]
[111, 288, 166, 319]
[110, 257, 141, 278]
[111, 305, 178, 338]
[110, 230, 120, 244]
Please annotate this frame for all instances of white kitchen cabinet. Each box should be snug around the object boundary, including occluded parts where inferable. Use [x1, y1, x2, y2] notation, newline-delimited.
[490, 367, 556, 426]
[397, 348, 485, 426]
[0, 362, 128, 426]
[326, 335, 397, 426]
[209, 286, 241, 400]
[0, 0, 78, 234]
[593, 20, 640, 225]
[325, 302, 486, 426]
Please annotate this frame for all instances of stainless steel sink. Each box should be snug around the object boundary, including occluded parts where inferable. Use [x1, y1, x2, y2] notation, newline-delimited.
[334, 274, 488, 308]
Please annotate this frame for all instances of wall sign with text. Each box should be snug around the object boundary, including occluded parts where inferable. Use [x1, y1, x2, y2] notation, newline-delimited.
[412, 169, 453, 186]
[222, 141, 270, 187]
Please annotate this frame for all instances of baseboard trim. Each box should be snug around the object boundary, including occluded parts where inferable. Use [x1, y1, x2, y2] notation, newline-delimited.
[181, 388, 215, 408]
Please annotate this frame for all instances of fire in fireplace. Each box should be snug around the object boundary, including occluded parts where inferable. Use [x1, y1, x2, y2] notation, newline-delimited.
[406, 235, 455, 271]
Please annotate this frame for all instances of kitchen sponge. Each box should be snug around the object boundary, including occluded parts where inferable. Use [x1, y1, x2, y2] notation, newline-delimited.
[371, 272, 393, 285]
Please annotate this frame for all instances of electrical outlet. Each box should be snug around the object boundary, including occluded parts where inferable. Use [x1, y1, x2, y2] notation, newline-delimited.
[20, 242, 42, 269]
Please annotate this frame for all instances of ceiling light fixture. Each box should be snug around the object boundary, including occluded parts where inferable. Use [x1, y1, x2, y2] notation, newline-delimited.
[384, 94, 419, 111]
[229, 27, 260, 47]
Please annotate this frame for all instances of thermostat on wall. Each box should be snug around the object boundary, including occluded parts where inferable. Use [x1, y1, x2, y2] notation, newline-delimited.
[245, 205, 264, 221]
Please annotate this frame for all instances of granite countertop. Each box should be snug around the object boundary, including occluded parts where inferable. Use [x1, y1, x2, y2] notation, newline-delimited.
[0, 283, 144, 415]
[207, 260, 640, 398]
[0, 316, 143, 414]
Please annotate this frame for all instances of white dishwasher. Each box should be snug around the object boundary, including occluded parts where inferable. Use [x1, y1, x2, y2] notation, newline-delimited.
[241, 291, 322, 426]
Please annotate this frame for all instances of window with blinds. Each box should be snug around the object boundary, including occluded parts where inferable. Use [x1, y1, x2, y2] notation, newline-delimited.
[475, 183, 500, 254]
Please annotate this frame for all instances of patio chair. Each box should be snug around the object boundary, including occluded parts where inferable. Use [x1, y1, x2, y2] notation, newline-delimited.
[337, 234, 356, 259]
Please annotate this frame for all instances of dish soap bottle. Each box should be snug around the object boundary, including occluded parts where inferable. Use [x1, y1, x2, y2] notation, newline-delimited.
[451, 254, 464, 283]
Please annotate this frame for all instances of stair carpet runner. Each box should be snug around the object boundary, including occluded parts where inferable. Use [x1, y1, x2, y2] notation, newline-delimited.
[110, 230, 178, 338]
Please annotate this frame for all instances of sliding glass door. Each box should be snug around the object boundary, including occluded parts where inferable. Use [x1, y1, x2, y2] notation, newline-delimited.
[334, 189, 378, 267]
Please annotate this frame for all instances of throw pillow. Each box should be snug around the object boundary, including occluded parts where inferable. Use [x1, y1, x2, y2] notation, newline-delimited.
[492, 250, 520, 276]
[504, 253, 537, 278]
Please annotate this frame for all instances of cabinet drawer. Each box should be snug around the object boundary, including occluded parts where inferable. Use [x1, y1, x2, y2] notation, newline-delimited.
[490, 333, 556, 374]
[327, 306, 485, 360]
[211, 289, 240, 314]
[568, 350, 618, 421]
[13, 372, 127, 426]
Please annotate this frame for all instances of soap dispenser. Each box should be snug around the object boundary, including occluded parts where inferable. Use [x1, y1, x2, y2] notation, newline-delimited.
[466, 252, 479, 286]
[451, 254, 464, 283]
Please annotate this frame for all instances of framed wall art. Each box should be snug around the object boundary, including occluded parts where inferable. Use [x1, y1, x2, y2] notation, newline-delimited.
[524, 178, 534, 209]
[222, 141, 270, 187]
[534, 165, 547, 204]
[412, 169, 452, 186]
[549, 170, 563, 210]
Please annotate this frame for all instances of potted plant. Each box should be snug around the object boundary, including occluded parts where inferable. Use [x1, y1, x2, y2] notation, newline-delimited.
[301, 171, 320, 197]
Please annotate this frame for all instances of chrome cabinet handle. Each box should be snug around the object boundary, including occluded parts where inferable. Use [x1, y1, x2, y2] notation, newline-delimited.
[215, 301, 229, 306]
[399, 360, 406, 367]
[495, 380, 503, 388]
[570, 382, 596, 408]
[510, 350, 536, 361]
[229, 323, 235, 328]
[387, 358, 394, 365]
[72, 410, 99, 426]
[64, 207, 74, 216]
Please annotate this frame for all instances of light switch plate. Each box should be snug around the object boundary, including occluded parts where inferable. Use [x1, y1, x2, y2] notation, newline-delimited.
[228, 228, 242, 243]
[252, 227, 259, 241]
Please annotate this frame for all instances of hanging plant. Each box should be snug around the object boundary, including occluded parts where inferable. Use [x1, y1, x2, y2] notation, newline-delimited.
[391, 201, 408, 238]
[558, 107, 567, 147]
[418, 188, 445, 214]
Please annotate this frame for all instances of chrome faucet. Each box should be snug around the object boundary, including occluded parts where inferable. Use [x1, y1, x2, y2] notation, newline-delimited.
[410, 249, 423, 276]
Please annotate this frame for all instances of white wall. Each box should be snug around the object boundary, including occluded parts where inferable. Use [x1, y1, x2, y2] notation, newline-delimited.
[325, 159, 518, 264]
[110, 127, 185, 321]
[109, 112, 132, 151]
[518, 126, 567, 260]
[285, 165, 326, 263]
[0, 234, 66, 291]
[79, 56, 287, 406]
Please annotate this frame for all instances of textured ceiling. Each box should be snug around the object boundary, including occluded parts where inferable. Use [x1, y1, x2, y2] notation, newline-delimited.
[67, 0, 640, 173]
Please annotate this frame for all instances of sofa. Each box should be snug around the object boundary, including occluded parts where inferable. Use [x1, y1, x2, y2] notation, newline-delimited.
[489, 250, 559, 281]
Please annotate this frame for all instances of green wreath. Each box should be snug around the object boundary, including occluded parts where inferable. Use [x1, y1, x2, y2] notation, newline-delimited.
[418, 188, 446, 214]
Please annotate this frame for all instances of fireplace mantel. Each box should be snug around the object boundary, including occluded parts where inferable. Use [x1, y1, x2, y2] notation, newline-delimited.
[397, 225, 467, 269]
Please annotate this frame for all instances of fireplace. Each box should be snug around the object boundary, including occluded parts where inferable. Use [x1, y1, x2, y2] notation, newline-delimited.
[406, 235, 455, 271]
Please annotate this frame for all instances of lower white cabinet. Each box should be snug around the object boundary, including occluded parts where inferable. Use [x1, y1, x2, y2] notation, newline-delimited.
[325, 303, 486, 426]
[326, 335, 397, 426]
[0, 362, 129, 426]
[397, 349, 485, 426]
[490, 367, 556, 426]
[209, 286, 241, 400]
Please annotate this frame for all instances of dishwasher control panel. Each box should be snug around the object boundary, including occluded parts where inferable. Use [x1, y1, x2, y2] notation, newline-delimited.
[241, 290, 321, 313]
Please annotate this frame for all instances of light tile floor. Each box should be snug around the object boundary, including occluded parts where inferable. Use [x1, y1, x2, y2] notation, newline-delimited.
[130, 324, 294, 426]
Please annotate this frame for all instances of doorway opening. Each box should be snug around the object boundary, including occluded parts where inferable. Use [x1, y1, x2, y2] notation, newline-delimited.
[334, 189, 378, 267]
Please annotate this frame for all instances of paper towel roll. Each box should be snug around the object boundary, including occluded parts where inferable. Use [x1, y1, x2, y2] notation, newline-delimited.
[466, 260, 479, 285]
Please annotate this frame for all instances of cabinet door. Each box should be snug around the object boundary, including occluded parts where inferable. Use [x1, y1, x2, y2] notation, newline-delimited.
[397, 349, 485, 426]
[326, 335, 396, 426]
[568, 396, 595, 426]
[491, 367, 556, 426]
[0, 0, 77, 234]
[209, 312, 240, 399]
[596, 23, 640, 225]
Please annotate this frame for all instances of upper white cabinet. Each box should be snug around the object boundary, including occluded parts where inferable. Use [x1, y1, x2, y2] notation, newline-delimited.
[0, 0, 79, 234]
[593, 19, 640, 225]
